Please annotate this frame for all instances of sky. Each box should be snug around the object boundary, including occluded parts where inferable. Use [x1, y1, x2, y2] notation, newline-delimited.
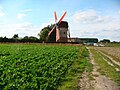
[0, 0, 120, 41]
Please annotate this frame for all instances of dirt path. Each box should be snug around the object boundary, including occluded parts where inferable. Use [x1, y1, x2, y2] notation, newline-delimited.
[78, 47, 120, 90]
[78, 70, 93, 90]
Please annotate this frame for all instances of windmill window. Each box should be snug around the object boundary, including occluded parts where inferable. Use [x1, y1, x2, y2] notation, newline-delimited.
[64, 32, 66, 34]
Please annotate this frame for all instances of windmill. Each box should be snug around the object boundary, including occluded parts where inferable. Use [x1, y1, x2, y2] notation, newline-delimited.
[48, 11, 70, 42]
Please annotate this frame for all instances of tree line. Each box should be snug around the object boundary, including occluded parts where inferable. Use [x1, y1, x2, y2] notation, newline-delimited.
[0, 24, 54, 43]
[0, 24, 115, 43]
[0, 34, 39, 43]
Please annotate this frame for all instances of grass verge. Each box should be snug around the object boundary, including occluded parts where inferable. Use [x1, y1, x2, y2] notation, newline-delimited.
[58, 47, 93, 90]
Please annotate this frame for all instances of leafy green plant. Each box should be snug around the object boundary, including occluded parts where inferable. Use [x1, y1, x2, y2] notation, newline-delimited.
[0, 44, 81, 89]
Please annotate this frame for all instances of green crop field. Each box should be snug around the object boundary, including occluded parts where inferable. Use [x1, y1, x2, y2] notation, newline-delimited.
[0, 44, 89, 90]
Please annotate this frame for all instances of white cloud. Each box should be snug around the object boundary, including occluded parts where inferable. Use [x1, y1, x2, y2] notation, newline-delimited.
[0, 6, 5, 17]
[0, 5, 3, 9]
[16, 9, 32, 20]
[0, 22, 40, 38]
[17, 13, 26, 19]
[69, 9, 120, 41]
[20, 9, 32, 12]
[40, 20, 54, 30]
[72, 9, 110, 24]
[0, 10, 5, 16]
[118, 10, 120, 14]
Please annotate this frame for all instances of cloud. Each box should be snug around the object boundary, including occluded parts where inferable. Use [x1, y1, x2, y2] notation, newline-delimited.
[16, 9, 32, 20]
[20, 9, 32, 12]
[0, 10, 5, 16]
[0, 6, 5, 17]
[69, 9, 120, 41]
[0, 5, 2, 9]
[72, 9, 110, 24]
[0, 22, 40, 38]
[118, 10, 120, 14]
[17, 13, 26, 19]
[40, 20, 54, 30]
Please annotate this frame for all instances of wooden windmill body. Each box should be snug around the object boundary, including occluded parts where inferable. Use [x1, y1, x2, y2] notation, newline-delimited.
[48, 12, 70, 42]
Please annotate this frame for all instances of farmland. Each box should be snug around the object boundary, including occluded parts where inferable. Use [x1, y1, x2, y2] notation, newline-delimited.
[95, 47, 120, 63]
[0, 44, 89, 90]
[0, 43, 120, 90]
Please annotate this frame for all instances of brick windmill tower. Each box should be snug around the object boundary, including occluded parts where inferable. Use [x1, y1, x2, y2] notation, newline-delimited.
[48, 12, 70, 42]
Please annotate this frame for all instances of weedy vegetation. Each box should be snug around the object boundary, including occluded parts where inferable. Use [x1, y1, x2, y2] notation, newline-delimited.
[58, 47, 92, 90]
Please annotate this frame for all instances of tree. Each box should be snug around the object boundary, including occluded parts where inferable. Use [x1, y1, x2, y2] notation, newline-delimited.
[38, 24, 54, 42]
[12, 34, 19, 42]
[28, 36, 39, 42]
[100, 39, 110, 43]
[21, 36, 39, 43]
[0, 37, 3, 41]
[12, 34, 19, 39]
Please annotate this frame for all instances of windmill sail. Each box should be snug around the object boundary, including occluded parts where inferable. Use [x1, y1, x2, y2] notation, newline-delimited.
[54, 12, 57, 23]
[56, 28, 59, 42]
[48, 26, 55, 36]
[58, 12, 66, 25]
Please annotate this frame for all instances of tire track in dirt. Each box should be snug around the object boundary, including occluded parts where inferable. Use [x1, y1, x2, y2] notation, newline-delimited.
[94, 48, 120, 72]
[78, 47, 120, 90]
[98, 49, 120, 67]
[95, 48, 120, 72]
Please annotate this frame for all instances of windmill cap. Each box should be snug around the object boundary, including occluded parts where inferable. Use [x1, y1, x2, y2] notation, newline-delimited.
[59, 21, 68, 28]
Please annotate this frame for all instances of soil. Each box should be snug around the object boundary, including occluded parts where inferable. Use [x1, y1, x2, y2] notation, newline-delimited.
[78, 47, 120, 90]
[98, 49, 120, 67]
[96, 47, 120, 62]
